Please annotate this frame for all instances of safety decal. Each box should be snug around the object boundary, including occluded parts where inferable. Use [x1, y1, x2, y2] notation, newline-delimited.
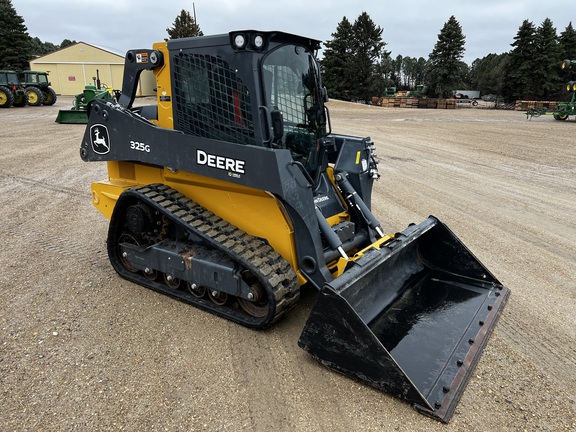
[90, 124, 110, 155]
[136, 53, 149, 63]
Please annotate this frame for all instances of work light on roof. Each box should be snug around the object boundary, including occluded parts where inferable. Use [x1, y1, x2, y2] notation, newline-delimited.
[234, 34, 247, 49]
[253, 35, 264, 49]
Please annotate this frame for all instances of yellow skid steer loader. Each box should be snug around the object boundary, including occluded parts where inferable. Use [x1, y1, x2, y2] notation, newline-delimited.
[80, 31, 509, 422]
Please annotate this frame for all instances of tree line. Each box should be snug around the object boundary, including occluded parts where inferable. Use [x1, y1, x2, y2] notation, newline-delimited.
[3, 0, 576, 103]
[0, 0, 77, 70]
[323, 13, 576, 102]
[472, 19, 576, 102]
[0, 0, 199, 71]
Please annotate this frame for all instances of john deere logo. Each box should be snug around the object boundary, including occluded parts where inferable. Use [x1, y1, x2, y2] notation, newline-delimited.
[90, 124, 110, 154]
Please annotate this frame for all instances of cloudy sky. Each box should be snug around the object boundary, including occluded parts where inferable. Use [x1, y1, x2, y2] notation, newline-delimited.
[11, 0, 574, 65]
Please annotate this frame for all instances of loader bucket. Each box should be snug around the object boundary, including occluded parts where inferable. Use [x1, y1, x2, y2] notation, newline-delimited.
[298, 216, 509, 422]
[55, 109, 88, 124]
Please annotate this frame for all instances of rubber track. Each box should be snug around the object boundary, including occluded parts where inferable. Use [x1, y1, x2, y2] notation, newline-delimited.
[111, 184, 301, 329]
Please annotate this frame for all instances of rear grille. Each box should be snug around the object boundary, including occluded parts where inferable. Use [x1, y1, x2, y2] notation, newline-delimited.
[172, 53, 254, 144]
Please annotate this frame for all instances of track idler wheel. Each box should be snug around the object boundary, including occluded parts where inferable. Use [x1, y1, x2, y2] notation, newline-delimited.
[187, 282, 206, 298]
[238, 280, 269, 318]
[144, 268, 157, 281]
[208, 290, 228, 305]
[118, 234, 140, 273]
[164, 274, 181, 289]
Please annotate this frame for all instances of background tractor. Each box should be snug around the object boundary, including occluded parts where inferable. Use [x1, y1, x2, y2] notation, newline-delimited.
[0, 70, 26, 107]
[20, 70, 57, 106]
[527, 59, 576, 120]
[56, 69, 119, 123]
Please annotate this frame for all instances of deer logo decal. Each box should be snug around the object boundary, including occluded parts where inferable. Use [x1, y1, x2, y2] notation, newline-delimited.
[90, 124, 110, 155]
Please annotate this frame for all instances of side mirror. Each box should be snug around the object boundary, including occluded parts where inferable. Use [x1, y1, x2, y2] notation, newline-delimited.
[271, 109, 284, 141]
[320, 86, 329, 102]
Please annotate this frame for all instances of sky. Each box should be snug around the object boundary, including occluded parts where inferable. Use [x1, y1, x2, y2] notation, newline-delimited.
[11, 0, 574, 65]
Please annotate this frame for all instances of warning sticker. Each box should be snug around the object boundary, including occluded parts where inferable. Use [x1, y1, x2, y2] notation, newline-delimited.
[136, 53, 149, 63]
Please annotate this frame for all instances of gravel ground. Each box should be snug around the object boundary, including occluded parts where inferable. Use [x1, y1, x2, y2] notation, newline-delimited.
[0, 97, 575, 431]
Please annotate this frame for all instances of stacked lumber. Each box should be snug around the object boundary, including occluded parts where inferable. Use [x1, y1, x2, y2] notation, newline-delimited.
[514, 100, 559, 111]
[379, 97, 420, 108]
[371, 97, 457, 109]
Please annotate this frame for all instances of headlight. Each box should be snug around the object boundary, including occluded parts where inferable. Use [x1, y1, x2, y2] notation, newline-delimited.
[234, 34, 247, 49]
[253, 35, 264, 49]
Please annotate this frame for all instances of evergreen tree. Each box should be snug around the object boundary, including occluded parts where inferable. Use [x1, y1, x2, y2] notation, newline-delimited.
[559, 22, 576, 82]
[393, 54, 403, 88]
[391, 55, 427, 90]
[426, 16, 466, 98]
[322, 13, 388, 102]
[401, 56, 414, 88]
[376, 55, 396, 89]
[166, 9, 203, 39]
[29, 37, 58, 56]
[558, 22, 576, 84]
[0, 0, 32, 70]
[60, 39, 77, 49]
[502, 19, 537, 101]
[559, 22, 576, 59]
[470, 53, 508, 97]
[350, 12, 388, 101]
[321, 16, 355, 100]
[533, 18, 561, 100]
[414, 57, 427, 87]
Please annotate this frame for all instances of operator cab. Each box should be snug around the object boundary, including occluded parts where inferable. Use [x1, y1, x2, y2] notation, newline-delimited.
[167, 31, 330, 185]
[261, 43, 329, 185]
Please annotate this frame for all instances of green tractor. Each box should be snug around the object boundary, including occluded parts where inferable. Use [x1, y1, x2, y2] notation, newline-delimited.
[552, 80, 576, 121]
[20, 70, 58, 106]
[384, 86, 396, 97]
[0, 70, 27, 108]
[555, 59, 576, 120]
[407, 84, 428, 97]
[56, 70, 118, 123]
[527, 59, 576, 121]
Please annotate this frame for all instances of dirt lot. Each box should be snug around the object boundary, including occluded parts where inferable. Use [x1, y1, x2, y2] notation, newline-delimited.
[1, 98, 575, 431]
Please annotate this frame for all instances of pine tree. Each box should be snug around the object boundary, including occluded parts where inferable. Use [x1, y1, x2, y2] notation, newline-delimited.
[393, 54, 403, 88]
[502, 19, 537, 101]
[558, 22, 576, 83]
[0, 0, 32, 70]
[377, 55, 396, 89]
[426, 16, 466, 98]
[559, 22, 576, 81]
[559, 22, 576, 58]
[533, 18, 561, 100]
[29, 37, 58, 56]
[470, 53, 508, 97]
[322, 13, 388, 102]
[400, 56, 427, 90]
[350, 12, 388, 101]
[60, 39, 77, 49]
[321, 16, 355, 100]
[401, 56, 415, 88]
[166, 9, 203, 40]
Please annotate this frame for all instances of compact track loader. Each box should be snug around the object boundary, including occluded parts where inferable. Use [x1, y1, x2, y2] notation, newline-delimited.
[80, 31, 509, 422]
